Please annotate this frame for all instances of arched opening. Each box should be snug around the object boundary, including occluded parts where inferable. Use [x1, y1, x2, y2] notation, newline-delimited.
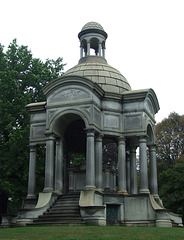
[81, 39, 87, 56]
[147, 124, 154, 145]
[53, 114, 87, 193]
[64, 118, 86, 193]
[90, 37, 99, 55]
[65, 119, 86, 167]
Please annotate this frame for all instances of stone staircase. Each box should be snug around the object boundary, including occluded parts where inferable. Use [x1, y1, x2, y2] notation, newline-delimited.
[28, 193, 86, 226]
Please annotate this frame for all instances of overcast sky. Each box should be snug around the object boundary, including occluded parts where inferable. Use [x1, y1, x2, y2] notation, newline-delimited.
[1, 0, 184, 123]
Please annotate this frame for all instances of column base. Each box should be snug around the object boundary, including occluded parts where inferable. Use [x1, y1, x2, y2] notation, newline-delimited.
[139, 189, 150, 194]
[95, 188, 104, 193]
[85, 185, 96, 190]
[153, 194, 159, 199]
[156, 220, 172, 227]
[26, 194, 37, 200]
[43, 187, 54, 193]
[118, 190, 128, 195]
[53, 190, 63, 195]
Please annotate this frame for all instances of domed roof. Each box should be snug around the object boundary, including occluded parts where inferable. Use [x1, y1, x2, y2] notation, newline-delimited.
[81, 22, 104, 31]
[64, 22, 131, 94]
[64, 56, 131, 94]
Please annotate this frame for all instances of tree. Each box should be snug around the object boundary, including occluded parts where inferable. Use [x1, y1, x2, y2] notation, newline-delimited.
[156, 112, 184, 172]
[0, 39, 65, 214]
[156, 112, 184, 217]
[158, 155, 184, 216]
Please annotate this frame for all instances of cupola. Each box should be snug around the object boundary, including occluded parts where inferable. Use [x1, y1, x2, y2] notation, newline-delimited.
[78, 22, 108, 59]
[64, 22, 131, 94]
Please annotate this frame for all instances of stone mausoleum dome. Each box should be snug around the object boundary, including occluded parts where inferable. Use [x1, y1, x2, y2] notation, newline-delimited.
[64, 22, 131, 94]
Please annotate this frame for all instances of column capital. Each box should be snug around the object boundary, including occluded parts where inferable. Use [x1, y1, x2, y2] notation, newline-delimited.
[118, 136, 126, 144]
[45, 133, 55, 141]
[149, 144, 156, 150]
[148, 143, 157, 148]
[139, 136, 147, 143]
[85, 128, 95, 135]
[96, 134, 104, 142]
[29, 145, 37, 151]
[55, 137, 64, 143]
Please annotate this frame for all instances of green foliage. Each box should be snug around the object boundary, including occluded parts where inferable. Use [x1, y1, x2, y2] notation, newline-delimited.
[103, 143, 118, 168]
[158, 156, 184, 215]
[156, 112, 184, 217]
[0, 39, 65, 214]
[156, 112, 184, 172]
[69, 152, 85, 167]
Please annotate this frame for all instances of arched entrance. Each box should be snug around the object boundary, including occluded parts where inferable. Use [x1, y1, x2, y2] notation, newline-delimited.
[53, 113, 87, 194]
[64, 118, 86, 193]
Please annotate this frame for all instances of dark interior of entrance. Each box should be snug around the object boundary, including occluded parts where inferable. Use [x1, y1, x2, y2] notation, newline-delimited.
[64, 119, 86, 193]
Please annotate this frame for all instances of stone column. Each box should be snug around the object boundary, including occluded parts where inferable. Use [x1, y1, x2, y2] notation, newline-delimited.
[126, 154, 130, 194]
[55, 138, 63, 194]
[27, 145, 37, 199]
[69, 171, 74, 192]
[130, 146, 138, 194]
[95, 134, 103, 190]
[87, 41, 90, 55]
[98, 43, 102, 56]
[80, 46, 83, 58]
[85, 130, 96, 189]
[149, 144, 159, 198]
[139, 137, 150, 194]
[104, 168, 110, 191]
[113, 172, 116, 192]
[102, 47, 105, 58]
[118, 137, 127, 194]
[43, 134, 55, 192]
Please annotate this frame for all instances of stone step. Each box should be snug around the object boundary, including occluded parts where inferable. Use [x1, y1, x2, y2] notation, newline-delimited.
[52, 203, 79, 208]
[41, 213, 80, 218]
[29, 221, 85, 226]
[47, 210, 80, 215]
[54, 201, 79, 205]
[36, 216, 83, 220]
[58, 194, 80, 199]
[27, 193, 85, 226]
[48, 208, 80, 212]
[49, 206, 79, 211]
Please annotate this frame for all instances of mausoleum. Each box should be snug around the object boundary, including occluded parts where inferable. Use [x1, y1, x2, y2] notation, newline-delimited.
[17, 22, 182, 227]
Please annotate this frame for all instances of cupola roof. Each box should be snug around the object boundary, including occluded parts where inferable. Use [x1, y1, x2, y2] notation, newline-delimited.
[64, 22, 131, 94]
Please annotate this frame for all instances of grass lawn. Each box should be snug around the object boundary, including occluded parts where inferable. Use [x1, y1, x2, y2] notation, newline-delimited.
[0, 226, 184, 240]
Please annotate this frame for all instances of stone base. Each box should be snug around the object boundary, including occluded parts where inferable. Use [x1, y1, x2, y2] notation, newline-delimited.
[118, 190, 128, 195]
[84, 217, 106, 226]
[124, 220, 155, 227]
[43, 187, 54, 193]
[156, 220, 172, 227]
[16, 218, 33, 227]
[139, 189, 150, 194]
[23, 197, 38, 209]
[1, 214, 17, 228]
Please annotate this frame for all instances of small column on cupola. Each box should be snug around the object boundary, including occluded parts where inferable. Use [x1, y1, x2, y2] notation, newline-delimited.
[78, 22, 108, 59]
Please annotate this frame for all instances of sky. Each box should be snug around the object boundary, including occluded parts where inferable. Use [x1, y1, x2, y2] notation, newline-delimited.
[1, 0, 184, 123]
